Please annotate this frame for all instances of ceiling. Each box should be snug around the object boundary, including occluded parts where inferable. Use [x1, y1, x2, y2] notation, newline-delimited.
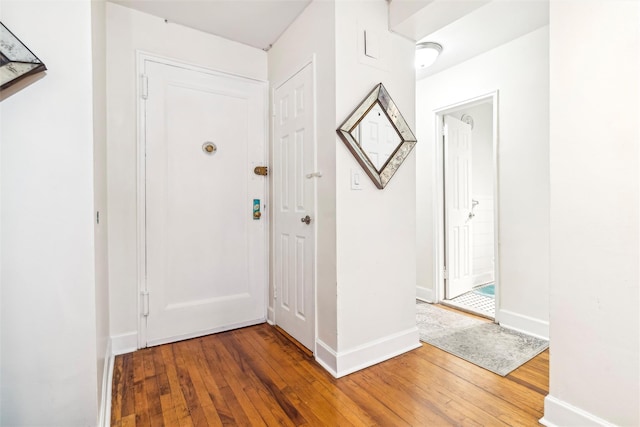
[109, 0, 312, 51]
[108, 0, 548, 77]
[407, 1, 550, 80]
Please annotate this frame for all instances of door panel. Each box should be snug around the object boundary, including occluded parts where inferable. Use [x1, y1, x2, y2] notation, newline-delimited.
[273, 64, 315, 350]
[143, 59, 267, 347]
[445, 115, 474, 299]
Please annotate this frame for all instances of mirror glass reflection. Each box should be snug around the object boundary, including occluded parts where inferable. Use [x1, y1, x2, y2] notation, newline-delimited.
[352, 103, 402, 171]
[336, 83, 417, 189]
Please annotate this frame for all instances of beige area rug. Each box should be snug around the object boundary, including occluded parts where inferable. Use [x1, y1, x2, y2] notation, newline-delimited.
[416, 301, 548, 376]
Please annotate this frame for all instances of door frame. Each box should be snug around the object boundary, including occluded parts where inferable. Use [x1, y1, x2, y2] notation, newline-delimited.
[433, 91, 500, 322]
[135, 51, 269, 348]
[269, 56, 318, 353]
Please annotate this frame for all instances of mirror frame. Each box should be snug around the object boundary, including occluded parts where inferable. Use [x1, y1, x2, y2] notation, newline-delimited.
[337, 83, 417, 189]
[0, 22, 47, 90]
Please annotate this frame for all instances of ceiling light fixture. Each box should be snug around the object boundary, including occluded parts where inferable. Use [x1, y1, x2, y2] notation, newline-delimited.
[415, 42, 442, 69]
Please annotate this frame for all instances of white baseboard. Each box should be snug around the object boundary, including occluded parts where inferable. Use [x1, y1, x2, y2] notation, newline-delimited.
[315, 339, 338, 377]
[315, 327, 421, 378]
[99, 339, 114, 427]
[111, 331, 138, 355]
[498, 309, 549, 340]
[473, 272, 494, 287]
[540, 395, 616, 427]
[416, 286, 434, 303]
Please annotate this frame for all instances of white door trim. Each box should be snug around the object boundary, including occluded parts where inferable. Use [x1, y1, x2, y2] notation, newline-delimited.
[433, 91, 500, 322]
[270, 55, 318, 353]
[135, 51, 269, 348]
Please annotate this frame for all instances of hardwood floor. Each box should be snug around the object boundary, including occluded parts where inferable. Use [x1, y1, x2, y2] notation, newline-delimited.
[111, 322, 549, 426]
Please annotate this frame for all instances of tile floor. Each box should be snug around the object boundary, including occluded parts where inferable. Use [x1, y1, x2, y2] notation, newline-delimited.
[446, 288, 495, 318]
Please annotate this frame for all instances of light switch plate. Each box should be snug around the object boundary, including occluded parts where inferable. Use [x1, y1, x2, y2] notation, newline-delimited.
[351, 169, 363, 190]
[364, 30, 380, 59]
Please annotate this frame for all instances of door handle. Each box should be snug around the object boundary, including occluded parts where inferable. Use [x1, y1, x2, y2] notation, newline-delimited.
[300, 215, 311, 225]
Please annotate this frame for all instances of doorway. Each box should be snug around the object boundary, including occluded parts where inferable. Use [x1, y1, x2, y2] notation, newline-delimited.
[137, 54, 268, 347]
[436, 93, 499, 320]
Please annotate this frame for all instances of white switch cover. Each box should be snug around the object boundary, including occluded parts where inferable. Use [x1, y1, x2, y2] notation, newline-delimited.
[351, 169, 363, 190]
[364, 30, 380, 59]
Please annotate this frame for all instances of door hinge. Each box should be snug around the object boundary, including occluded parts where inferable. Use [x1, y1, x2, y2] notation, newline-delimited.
[141, 290, 149, 316]
[140, 74, 148, 100]
[443, 268, 448, 280]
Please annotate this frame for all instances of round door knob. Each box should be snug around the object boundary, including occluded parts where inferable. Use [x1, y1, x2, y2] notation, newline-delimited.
[300, 215, 311, 225]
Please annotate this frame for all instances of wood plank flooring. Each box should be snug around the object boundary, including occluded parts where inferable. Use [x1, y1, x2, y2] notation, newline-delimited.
[111, 321, 549, 426]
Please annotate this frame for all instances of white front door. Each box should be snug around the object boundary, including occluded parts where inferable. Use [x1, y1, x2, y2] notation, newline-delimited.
[142, 58, 267, 347]
[273, 63, 316, 351]
[444, 115, 474, 299]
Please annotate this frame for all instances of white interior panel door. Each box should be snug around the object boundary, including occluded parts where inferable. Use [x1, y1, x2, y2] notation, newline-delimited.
[273, 63, 315, 351]
[444, 115, 474, 299]
[143, 59, 267, 347]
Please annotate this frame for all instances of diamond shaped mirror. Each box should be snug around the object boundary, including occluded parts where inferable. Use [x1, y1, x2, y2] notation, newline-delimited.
[1, 22, 47, 90]
[337, 83, 417, 189]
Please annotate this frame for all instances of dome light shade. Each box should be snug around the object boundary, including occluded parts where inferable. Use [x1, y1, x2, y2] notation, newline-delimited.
[415, 42, 442, 69]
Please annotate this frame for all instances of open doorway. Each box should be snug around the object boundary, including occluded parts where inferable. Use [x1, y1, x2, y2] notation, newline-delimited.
[436, 93, 498, 320]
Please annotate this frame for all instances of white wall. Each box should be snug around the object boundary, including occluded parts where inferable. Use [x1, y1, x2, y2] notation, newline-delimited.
[267, 1, 338, 350]
[106, 2, 268, 346]
[543, 1, 640, 426]
[416, 27, 550, 337]
[0, 1, 99, 425]
[334, 0, 419, 373]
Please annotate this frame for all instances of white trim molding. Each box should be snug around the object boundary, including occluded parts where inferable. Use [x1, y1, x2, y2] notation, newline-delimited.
[315, 339, 338, 377]
[498, 309, 549, 340]
[416, 285, 434, 303]
[541, 395, 617, 427]
[98, 339, 113, 427]
[111, 332, 138, 356]
[315, 328, 421, 378]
